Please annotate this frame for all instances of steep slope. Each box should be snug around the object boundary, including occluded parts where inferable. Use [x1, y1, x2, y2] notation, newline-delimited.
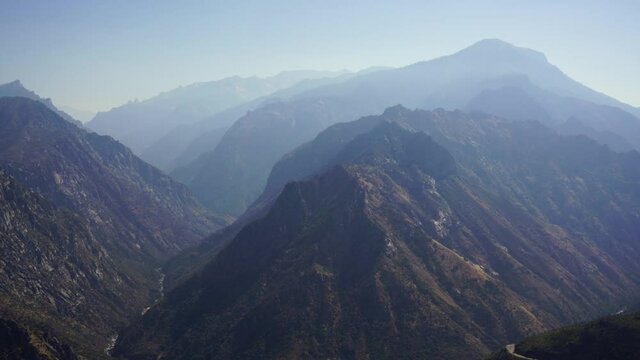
[0, 80, 81, 126]
[486, 312, 640, 360]
[0, 169, 153, 357]
[177, 97, 362, 215]
[115, 110, 640, 359]
[0, 97, 229, 263]
[87, 70, 344, 157]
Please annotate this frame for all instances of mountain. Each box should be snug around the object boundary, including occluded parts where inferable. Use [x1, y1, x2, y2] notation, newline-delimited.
[0, 97, 228, 264]
[86, 70, 346, 158]
[297, 39, 639, 117]
[0, 80, 82, 127]
[0, 169, 154, 357]
[0, 97, 233, 356]
[114, 107, 640, 359]
[175, 39, 640, 217]
[294, 39, 640, 149]
[487, 312, 640, 360]
[173, 97, 363, 215]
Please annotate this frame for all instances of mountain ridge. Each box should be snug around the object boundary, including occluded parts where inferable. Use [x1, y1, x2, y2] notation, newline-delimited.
[0, 81, 82, 127]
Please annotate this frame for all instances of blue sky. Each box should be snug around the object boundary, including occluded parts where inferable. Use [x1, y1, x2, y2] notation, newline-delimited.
[1, 0, 638, 113]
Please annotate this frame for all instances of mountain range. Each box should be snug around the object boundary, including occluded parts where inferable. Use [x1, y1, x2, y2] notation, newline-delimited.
[169, 39, 640, 218]
[2, 38, 640, 360]
[114, 106, 640, 359]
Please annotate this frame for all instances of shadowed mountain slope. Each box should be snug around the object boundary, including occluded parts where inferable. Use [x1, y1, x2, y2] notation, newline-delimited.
[0, 318, 79, 360]
[0, 97, 231, 357]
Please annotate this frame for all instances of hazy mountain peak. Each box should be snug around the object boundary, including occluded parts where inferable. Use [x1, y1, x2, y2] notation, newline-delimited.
[5, 79, 25, 89]
[0, 80, 38, 98]
[381, 104, 412, 117]
[456, 39, 548, 62]
[0, 80, 82, 127]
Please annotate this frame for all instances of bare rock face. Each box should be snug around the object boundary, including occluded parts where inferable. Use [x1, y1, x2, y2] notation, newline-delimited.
[0, 169, 145, 356]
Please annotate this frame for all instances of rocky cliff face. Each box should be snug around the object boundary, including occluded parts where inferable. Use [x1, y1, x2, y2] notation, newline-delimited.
[114, 109, 640, 359]
[0, 169, 152, 357]
[0, 97, 228, 264]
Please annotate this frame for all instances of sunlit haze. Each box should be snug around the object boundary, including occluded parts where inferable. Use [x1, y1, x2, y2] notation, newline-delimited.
[1, 0, 639, 114]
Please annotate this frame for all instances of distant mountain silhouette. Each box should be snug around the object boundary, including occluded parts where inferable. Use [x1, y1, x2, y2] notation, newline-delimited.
[157, 67, 388, 172]
[297, 39, 639, 116]
[176, 39, 640, 217]
[86, 70, 347, 162]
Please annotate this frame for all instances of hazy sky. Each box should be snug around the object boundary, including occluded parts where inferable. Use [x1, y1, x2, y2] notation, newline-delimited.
[1, 0, 638, 113]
